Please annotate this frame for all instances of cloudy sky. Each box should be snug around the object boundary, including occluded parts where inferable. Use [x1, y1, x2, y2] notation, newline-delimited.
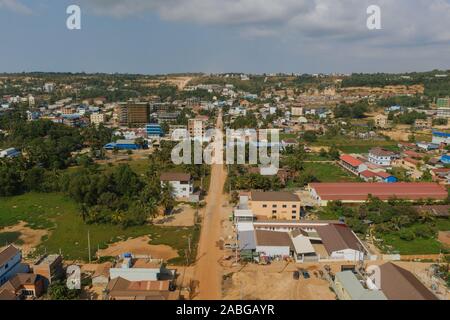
[1, 0, 450, 74]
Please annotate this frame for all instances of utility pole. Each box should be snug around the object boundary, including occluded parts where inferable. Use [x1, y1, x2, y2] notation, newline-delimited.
[87, 230, 91, 264]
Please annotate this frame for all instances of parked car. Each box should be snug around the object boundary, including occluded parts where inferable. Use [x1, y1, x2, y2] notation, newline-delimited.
[302, 270, 311, 279]
[224, 243, 238, 249]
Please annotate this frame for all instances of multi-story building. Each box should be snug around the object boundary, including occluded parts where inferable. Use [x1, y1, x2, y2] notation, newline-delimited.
[188, 117, 208, 139]
[432, 131, 450, 145]
[145, 124, 164, 138]
[374, 114, 390, 129]
[248, 191, 302, 220]
[116, 102, 150, 126]
[90, 113, 106, 126]
[437, 108, 450, 118]
[368, 148, 398, 167]
[436, 97, 450, 108]
[32, 254, 64, 287]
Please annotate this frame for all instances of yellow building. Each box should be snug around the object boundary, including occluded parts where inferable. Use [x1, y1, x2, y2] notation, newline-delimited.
[248, 191, 301, 220]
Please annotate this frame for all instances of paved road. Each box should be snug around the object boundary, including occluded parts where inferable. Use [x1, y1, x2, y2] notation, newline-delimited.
[193, 112, 227, 300]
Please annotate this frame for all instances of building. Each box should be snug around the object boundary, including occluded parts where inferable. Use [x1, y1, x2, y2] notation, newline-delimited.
[105, 277, 177, 300]
[374, 114, 390, 129]
[437, 108, 450, 118]
[61, 114, 82, 128]
[0, 148, 21, 159]
[309, 182, 448, 206]
[414, 118, 432, 129]
[437, 97, 450, 108]
[168, 125, 188, 141]
[110, 258, 167, 282]
[248, 191, 302, 220]
[378, 263, 438, 300]
[368, 148, 398, 167]
[160, 172, 193, 199]
[116, 102, 150, 126]
[32, 255, 64, 287]
[334, 271, 387, 300]
[104, 139, 147, 150]
[339, 155, 368, 174]
[238, 220, 368, 262]
[188, 117, 207, 139]
[0, 273, 44, 300]
[0, 246, 28, 286]
[432, 131, 450, 145]
[90, 113, 106, 126]
[291, 106, 303, 116]
[145, 123, 164, 138]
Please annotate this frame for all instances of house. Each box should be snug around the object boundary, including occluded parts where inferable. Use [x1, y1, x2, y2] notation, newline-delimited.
[0, 273, 44, 300]
[160, 172, 193, 199]
[431, 168, 450, 184]
[416, 141, 439, 151]
[432, 131, 450, 145]
[248, 191, 302, 220]
[241, 220, 368, 262]
[110, 256, 173, 282]
[0, 246, 29, 286]
[440, 154, 450, 165]
[0, 148, 21, 159]
[414, 118, 432, 129]
[308, 182, 448, 206]
[334, 271, 387, 300]
[32, 254, 64, 287]
[339, 155, 368, 174]
[368, 148, 398, 167]
[374, 114, 390, 129]
[254, 230, 293, 258]
[105, 277, 177, 300]
[378, 263, 438, 300]
[90, 113, 106, 125]
[281, 138, 298, 149]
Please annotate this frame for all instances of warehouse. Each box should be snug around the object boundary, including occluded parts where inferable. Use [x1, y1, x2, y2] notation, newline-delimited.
[308, 182, 448, 206]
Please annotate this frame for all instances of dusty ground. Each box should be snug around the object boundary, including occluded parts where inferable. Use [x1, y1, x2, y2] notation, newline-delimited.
[223, 262, 336, 300]
[96, 236, 178, 260]
[193, 112, 229, 300]
[0, 221, 48, 256]
[153, 204, 195, 227]
[166, 77, 194, 90]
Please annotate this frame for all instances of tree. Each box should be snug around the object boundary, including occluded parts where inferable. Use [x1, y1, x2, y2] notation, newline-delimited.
[160, 182, 176, 215]
[48, 281, 80, 300]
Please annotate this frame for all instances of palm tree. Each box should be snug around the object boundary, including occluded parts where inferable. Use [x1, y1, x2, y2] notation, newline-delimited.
[160, 182, 176, 215]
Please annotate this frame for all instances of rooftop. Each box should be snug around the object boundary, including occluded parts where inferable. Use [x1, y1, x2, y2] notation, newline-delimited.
[251, 191, 300, 202]
[160, 172, 191, 182]
[310, 182, 448, 201]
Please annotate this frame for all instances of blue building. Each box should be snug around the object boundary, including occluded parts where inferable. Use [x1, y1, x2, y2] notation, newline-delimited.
[104, 139, 147, 150]
[432, 131, 450, 145]
[441, 155, 450, 165]
[146, 124, 164, 138]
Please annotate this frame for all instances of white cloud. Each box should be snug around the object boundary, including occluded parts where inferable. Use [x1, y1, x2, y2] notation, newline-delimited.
[82, 0, 450, 47]
[0, 0, 32, 15]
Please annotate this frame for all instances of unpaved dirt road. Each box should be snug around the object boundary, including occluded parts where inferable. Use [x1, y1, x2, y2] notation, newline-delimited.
[193, 113, 227, 300]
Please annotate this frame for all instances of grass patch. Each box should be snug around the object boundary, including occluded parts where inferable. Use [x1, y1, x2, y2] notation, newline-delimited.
[0, 192, 200, 264]
[313, 137, 399, 154]
[303, 162, 359, 182]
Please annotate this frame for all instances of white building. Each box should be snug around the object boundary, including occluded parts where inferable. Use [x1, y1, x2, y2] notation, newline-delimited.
[0, 246, 28, 286]
[160, 172, 193, 199]
[109, 257, 164, 282]
[0, 148, 21, 158]
[368, 148, 398, 167]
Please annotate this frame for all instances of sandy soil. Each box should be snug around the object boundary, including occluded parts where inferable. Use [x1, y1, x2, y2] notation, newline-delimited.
[153, 204, 195, 227]
[193, 112, 227, 300]
[223, 263, 335, 300]
[96, 236, 178, 260]
[0, 221, 48, 256]
[166, 77, 194, 90]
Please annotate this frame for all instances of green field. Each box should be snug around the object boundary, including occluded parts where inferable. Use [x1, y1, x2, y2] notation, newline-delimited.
[0, 232, 23, 246]
[379, 219, 450, 255]
[302, 162, 360, 182]
[0, 193, 199, 264]
[313, 137, 399, 154]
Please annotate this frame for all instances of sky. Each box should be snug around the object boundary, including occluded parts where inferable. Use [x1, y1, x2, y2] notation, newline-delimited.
[1, 0, 450, 74]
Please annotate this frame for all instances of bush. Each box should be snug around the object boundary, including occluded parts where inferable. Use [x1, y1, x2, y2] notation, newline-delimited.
[399, 229, 415, 241]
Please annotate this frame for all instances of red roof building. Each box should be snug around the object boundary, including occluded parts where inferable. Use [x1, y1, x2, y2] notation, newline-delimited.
[309, 182, 448, 206]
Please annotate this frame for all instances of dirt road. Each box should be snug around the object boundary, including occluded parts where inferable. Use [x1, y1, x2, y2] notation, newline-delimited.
[193, 113, 227, 300]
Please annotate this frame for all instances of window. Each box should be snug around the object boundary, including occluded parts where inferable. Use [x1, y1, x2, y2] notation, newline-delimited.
[272, 210, 277, 214]
[292, 210, 297, 214]
[262, 204, 267, 208]
[282, 205, 287, 208]
[291, 216, 297, 219]
[272, 204, 277, 208]
[292, 205, 297, 208]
